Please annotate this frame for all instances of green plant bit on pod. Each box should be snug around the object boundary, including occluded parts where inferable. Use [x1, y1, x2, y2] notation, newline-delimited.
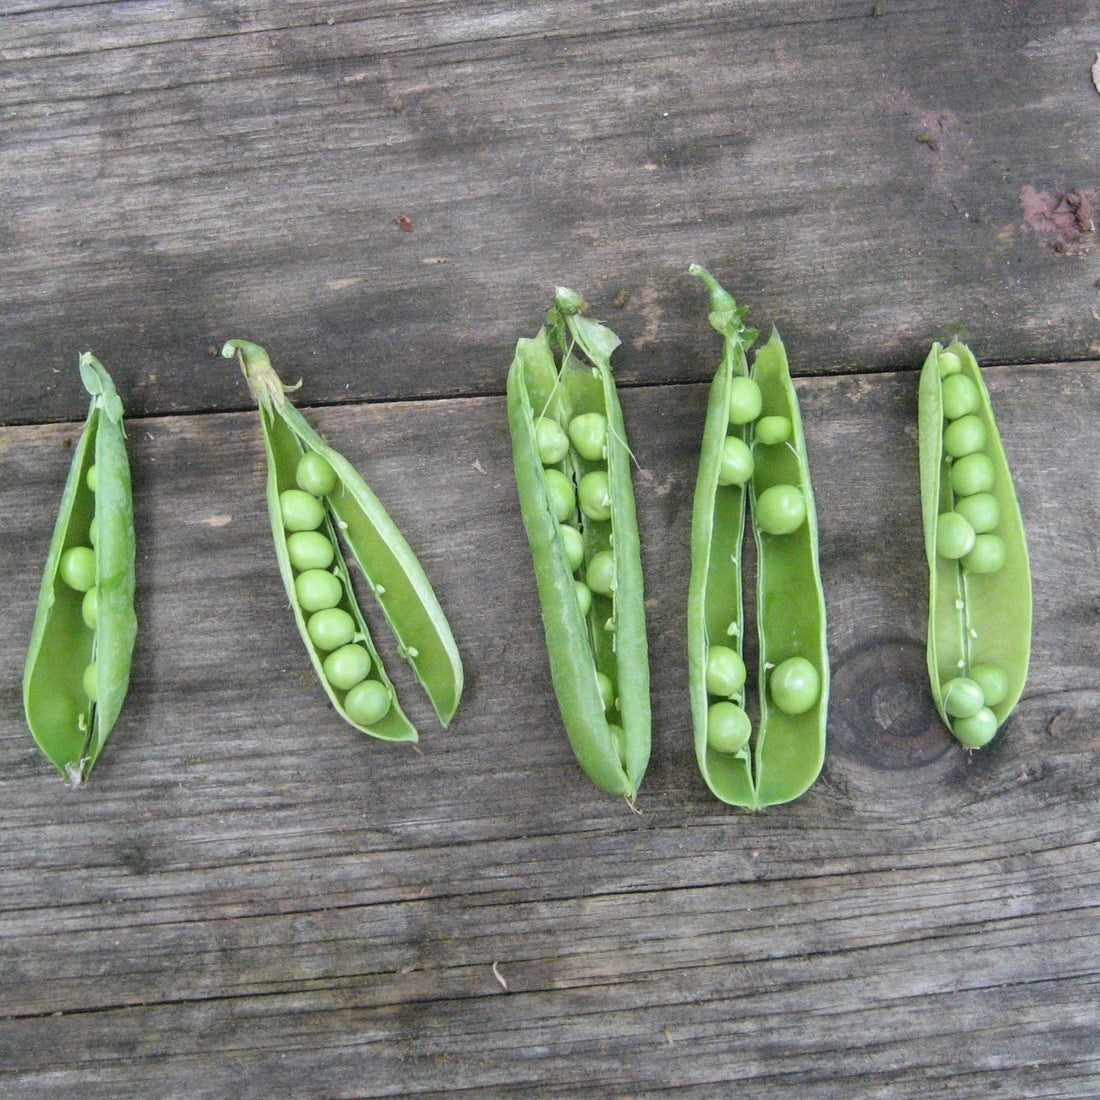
[223, 339, 463, 741]
[23, 355, 136, 785]
[918, 340, 1031, 748]
[687, 266, 829, 809]
[506, 289, 651, 801]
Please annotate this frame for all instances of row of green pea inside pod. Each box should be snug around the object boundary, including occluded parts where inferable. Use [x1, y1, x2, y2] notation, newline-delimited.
[507, 271, 1030, 810]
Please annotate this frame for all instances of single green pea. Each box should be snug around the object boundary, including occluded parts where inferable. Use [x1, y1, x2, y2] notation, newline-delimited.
[279, 488, 325, 532]
[943, 414, 987, 458]
[949, 452, 995, 497]
[596, 670, 615, 712]
[728, 376, 763, 425]
[755, 484, 806, 535]
[323, 643, 371, 691]
[575, 579, 593, 617]
[534, 417, 570, 465]
[307, 607, 357, 651]
[81, 587, 99, 629]
[296, 451, 338, 497]
[86, 464, 98, 492]
[769, 657, 820, 715]
[937, 350, 962, 377]
[578, 470, 612, 521]
[755, 415, 791, 445]
[969, 664, 1008, 708]
[608, 723, 629, 768]
[543, 468, 576, 523]
[941, 676, 985, 719]
[344, 679, 391, 726]
[82, 662, 98, 702]
[705, 645, 747, 697]
[717, 435, 754, 486]
[568, 412, 609, 462]
[88, 515, 99, 547]
[936, 512, 976, 560]
[953, 492, 1000, 534]
[294, 568, 343, 612]
[286, 529, 336, 572]
[952, 706, 998, 748]
[962, 533, 1006, 574]
[707, 701, 751, 754]
[560, 524, 585, 574]
[941, 374, 981, 420]
[586, 549, 616, 596]
[58, 546, 96, 592]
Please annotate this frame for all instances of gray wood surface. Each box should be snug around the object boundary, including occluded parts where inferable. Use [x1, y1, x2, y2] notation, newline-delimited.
[2, 1, 1099, 1096]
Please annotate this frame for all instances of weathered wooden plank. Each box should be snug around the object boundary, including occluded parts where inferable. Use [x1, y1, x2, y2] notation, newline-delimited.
[1, 1, 1097, 423]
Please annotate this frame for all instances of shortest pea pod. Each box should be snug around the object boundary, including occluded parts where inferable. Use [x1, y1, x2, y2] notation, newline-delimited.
[223, 340, 463, 742]
[506, 289, 651, 800]
[918, 340, 1031, 748]
[23, 354, 137, 785]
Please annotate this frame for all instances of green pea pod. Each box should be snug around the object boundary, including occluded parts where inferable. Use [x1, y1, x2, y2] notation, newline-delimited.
[688, 266, 828, 809]
[224, 340, 463, 741]
[507, 289, 651, 799]
[918, 340, 1031, 747]
[23, 354, 136, 785]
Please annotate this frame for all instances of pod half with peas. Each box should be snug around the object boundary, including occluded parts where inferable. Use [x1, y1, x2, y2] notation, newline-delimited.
[223, 340, 463, 741]
[918, 340, 1031, 748]
[687, 266, 828, 809]
[23, 355, 137, 785]
[506, 289, 650, 800]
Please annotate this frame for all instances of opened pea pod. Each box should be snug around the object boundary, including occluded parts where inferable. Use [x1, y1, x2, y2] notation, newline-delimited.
[506, 289, 650, 800]
[23, 355, 137, 785]
[918, 340, 1031, 748]
[687, 266, 828, 809]
[223, 340, 463, 742]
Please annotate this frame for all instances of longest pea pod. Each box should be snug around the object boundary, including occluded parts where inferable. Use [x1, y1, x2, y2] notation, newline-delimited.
[224, 340, 463, 741]
[918, 340, 1030, 748]
[507, 289, 650, 799]
[688, 266, 828, 809]
[23, 355, 136, 785]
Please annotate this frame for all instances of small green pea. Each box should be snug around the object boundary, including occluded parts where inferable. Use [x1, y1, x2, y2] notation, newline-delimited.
[560, 524, 585, 573]
[294, 568, 343, 612]
[568, 412, 609, 462]
[937, 350, 963, 377]
[296, 451, 338, 497]
[769, 657, 820, 715]
[344, 679, 391, 726]
[949, 452, 995, 497]
[943, 414, 987, 458]
[728, 376, 763, 425]
[941, 374, 981, 420]
[82, 661, 98, 702]
[323, 643, 371, 691]
[88, 515, 99, 546]
[707, 701, 751, 754]
[755, 485, 806, 535]
[717, 435, 754, 486]
[59, 546, 96, 592]
[575, 579, 592, 617]
[543, 468, 576, 523]
[81, 586, 98, 629]
[962, 533, 1006, 574]
[953, 492, 1000, 534]
[936, 512, 976, 559]
[608, 723, 629, 768]
[969, 664, 1008, 708]
[280, 488, 325, 532]
[596, 670, 615, 711]
[86, 464, 98, 492]
[586, 549, 616, 596]
[578, 470, 612, 521]
[952, 706, 998, 748]
[755, 415, 791, 445]
[307, 607, 357, 651]
[705, 645, 747, 697]
[534, 417, 570, 465]
[941, 676, 985, 718]
[286, 529, 336, 572]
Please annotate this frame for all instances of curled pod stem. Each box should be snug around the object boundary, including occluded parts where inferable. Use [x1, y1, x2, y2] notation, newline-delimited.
[224, 339, 463, 741]
[918, 340, 1031, 745]
[23, 355, 136, 785]
[506, 290, 651, 799]
[688, 266, 828, 809]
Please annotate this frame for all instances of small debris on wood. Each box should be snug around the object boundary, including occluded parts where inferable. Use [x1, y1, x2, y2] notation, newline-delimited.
[612, 289, 630, 308]
[492, 961, 509, 990]
[395, 215, 414, 232]
[1093, 52, 1100, 95]
[1047, 708, 1074, 740]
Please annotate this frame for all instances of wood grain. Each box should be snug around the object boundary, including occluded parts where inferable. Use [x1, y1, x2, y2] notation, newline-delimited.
[2, 361, 1097, 1097]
